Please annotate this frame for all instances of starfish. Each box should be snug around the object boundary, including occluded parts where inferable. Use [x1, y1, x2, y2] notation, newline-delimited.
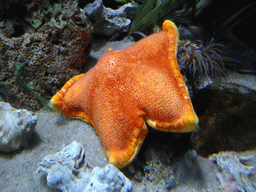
[51, 20, 199, 168]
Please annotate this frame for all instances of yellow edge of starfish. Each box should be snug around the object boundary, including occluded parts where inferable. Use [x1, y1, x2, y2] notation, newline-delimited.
[108, 135, 144, 168]
[145, 20, 198, 132]
[107, 121, 148, 168]
[50, 73, 92, 124]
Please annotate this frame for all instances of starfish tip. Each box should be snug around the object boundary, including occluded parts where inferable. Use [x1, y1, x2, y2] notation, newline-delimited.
[162, 20, 179, 40]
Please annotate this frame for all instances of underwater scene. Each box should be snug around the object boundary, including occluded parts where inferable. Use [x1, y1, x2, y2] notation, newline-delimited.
[1, 0, 256, 191]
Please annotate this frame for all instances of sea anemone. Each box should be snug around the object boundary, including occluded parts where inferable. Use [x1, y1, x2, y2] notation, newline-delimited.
[178, 39, 227, 80]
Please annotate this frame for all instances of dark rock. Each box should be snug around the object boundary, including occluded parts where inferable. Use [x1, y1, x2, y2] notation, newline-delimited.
[192, 83, 256, 157]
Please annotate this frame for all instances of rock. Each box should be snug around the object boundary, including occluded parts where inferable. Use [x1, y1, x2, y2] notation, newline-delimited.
[84, 164, 132, 192]
[37, 140, 85, 173]
[83, 0, 138, 37]
[191, 83, 256, 157]
[0, 102, 37, 152]
[138, 138, 177, 191]
[37, 141, 132, 192]
[178, 25, 205, 42]
[209, 151, 256, 191]
[37, 141, 87, 191]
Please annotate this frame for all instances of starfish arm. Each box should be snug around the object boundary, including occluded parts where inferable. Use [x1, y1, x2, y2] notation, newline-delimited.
[92, 89, 148, 168]
[50, 73, 93, 124]
[128, 62, 197, 133]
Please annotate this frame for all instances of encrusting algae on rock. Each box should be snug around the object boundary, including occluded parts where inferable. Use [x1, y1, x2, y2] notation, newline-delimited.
[51, 20, 199, 168]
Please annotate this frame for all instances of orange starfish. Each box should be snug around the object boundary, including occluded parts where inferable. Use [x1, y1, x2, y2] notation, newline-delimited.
[51, 20, 199, 168]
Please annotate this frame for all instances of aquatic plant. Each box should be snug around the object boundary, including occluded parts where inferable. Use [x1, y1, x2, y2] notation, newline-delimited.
[178, 39, 227, 80]
[15, 62, 53, 110]
[129, 0, 211, 33]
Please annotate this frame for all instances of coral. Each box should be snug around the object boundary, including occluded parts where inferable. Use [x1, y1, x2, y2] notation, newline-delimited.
[83, 0, 138, 37]
[37, 141, 132, 192]
[25, 0, 67, 29]
[0, 102, 37, 152]
[0, 1, 92, 111]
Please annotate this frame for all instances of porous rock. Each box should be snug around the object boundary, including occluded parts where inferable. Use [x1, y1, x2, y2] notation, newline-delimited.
[83, 0, 138, 37]
[0, 102, 37, 152]
[37, 141, 132, 192]
[0, 1, 93, 111]
[125, 138, 177, 191]
[143, 142, 175, 190]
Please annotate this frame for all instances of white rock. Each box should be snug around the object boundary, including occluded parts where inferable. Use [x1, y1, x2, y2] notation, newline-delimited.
[0, 102, 37, 152]
[83, 0, 138, 37]
[37, 141, 132, 192]
[84, 164, 132, 192]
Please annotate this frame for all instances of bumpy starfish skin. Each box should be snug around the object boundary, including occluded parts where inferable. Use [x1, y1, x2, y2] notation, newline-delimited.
[51, 20, 199, 168]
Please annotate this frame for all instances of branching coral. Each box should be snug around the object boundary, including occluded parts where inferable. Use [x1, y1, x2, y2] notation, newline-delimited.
[25, 0, 67, 29]
[178, 39, 227, 80]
